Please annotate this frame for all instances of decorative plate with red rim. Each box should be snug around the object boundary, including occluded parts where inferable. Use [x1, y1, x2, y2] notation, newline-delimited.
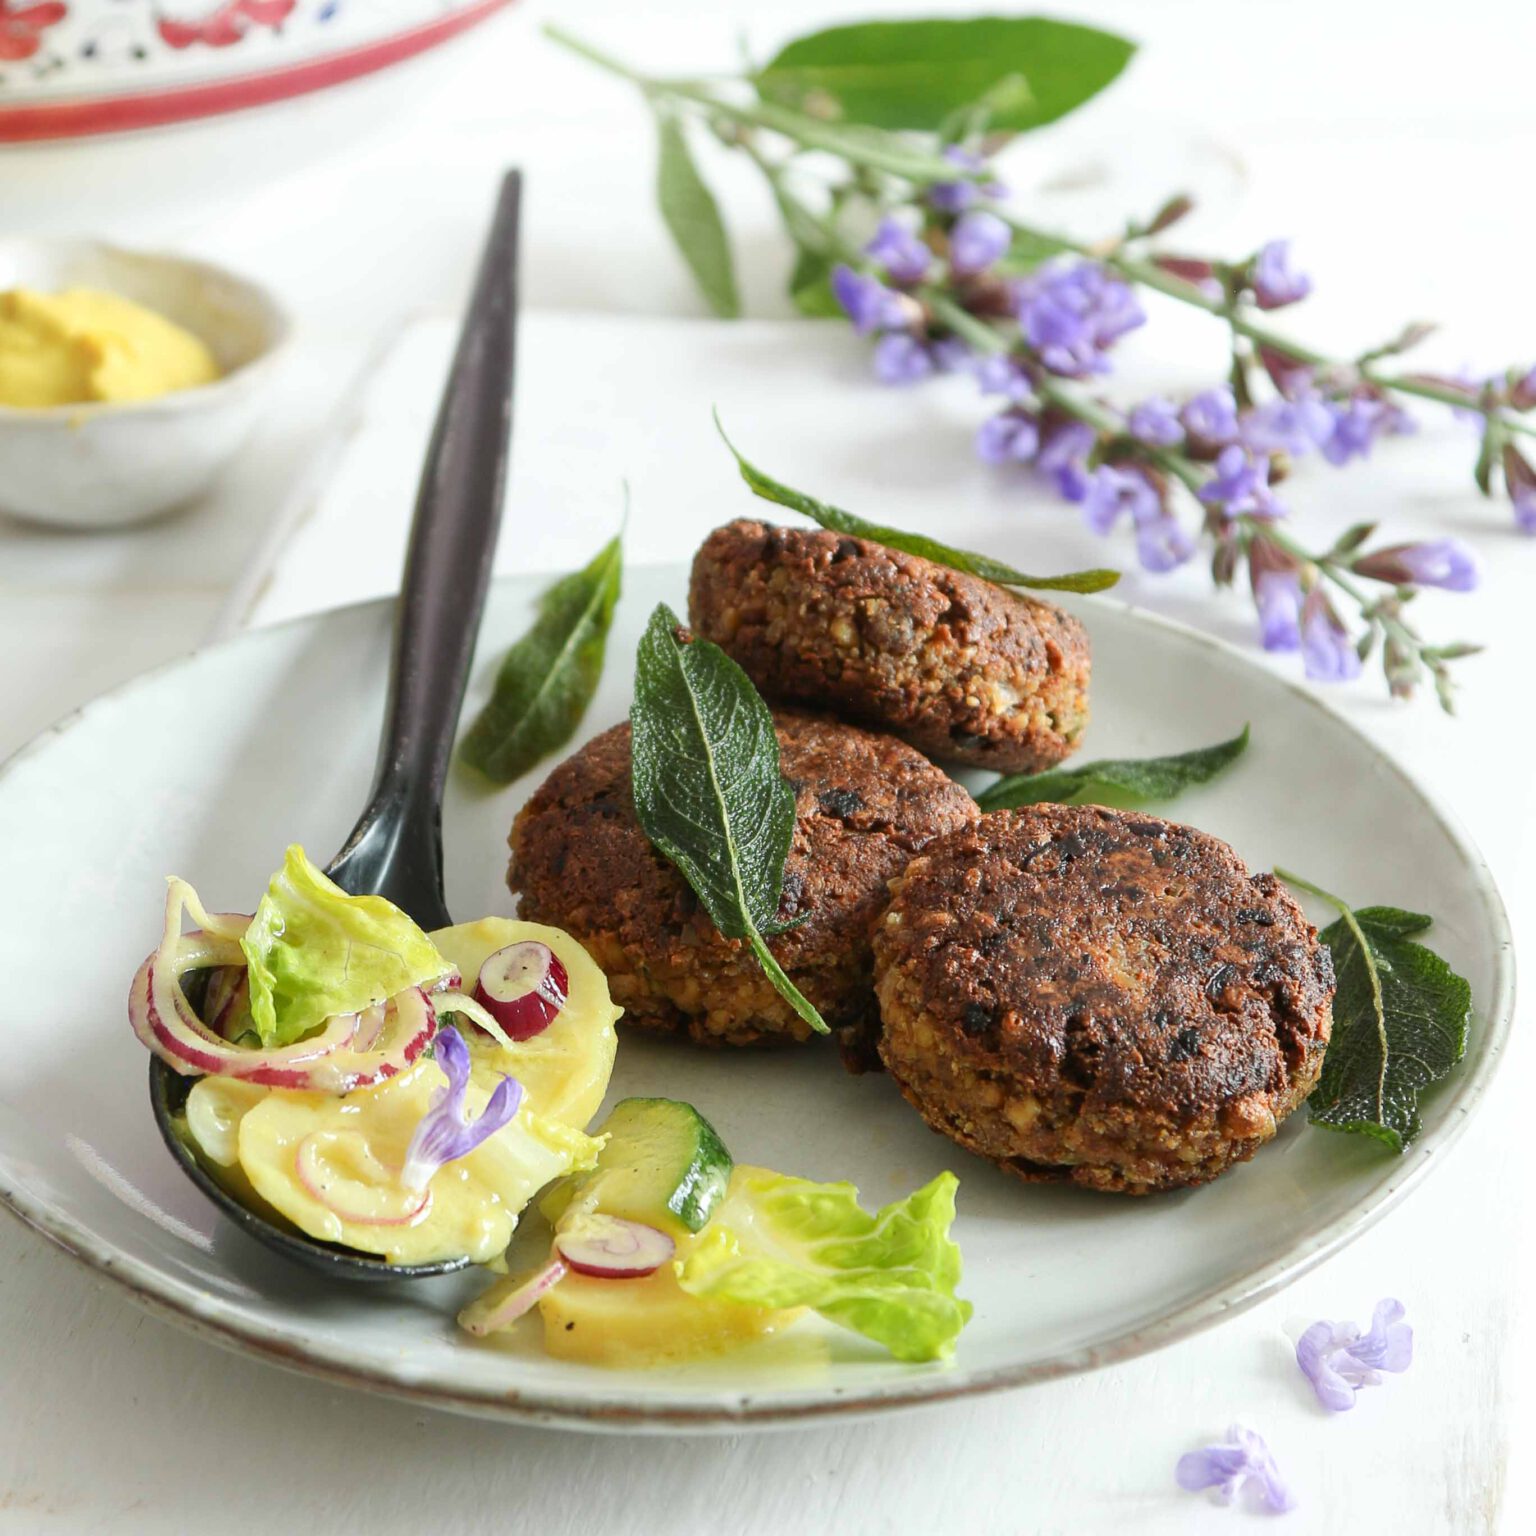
[0, 0, 517, 142]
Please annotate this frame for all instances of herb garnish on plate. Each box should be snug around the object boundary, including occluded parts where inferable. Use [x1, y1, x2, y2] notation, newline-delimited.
[459, 530, 623, 783]
[630, 603, 829, 1035]
[1278, 871, 1472, 1151]
[976, 725, 1249, 810]
[716, 415, 1120, 595]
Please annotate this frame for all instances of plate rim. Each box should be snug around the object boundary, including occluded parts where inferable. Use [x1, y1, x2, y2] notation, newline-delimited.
[0, 576, 1516, 1433]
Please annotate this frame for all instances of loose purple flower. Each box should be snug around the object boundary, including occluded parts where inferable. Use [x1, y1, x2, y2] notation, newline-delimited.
[1035, 418, 1099, 501]
[872, 332, 935, 386]
[1081, 464, 1161, 535]
[1515, 487, 1536, 534]
[830, 265, 916, 336]
[1252, 239, 1313, 310]
[400, 1026, 522, 1192]
[1127, 397, 1183, 447]
[1354, 538, 1480, 592]
[1296, 1299, 1413, 1412]
[1241, 393, 1335, 458]
[949, 210, 1011, 276]
[1176, 1423, 1295, 1513]
[1300, 589, 1362, 682]
[1136, 513, 1198, 572]
[1200, 445, 1284, 518]
[1254, 569, 1303, 652]
[864, 217, 932, 285]
[1015, 260, 1144, 378]
[927, 146, 1008, 213]
[976, 410, 1040, 465]
[1181, 386, 1241, 447]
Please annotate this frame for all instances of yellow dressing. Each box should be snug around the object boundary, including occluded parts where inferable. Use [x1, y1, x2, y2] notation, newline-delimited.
[0, 287, 220, 408]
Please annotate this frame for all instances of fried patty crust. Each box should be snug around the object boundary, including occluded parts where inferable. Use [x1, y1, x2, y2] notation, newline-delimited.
[508, 712, 979, 1046]
[688, 520, 1091, 773]
[872, 805, 1335, 1193]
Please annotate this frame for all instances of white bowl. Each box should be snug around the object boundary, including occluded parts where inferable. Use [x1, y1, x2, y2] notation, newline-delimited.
[0, 239, 290, 529]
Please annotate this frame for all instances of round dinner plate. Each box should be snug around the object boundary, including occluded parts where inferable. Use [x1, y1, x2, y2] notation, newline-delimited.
[0, 566, 1513, 1432]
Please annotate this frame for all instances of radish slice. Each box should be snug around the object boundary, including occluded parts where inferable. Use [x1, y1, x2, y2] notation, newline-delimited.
[473, 942, 568, 1041]
[295, 1131, 434, 1226]
[458, 1257, 569, 1336]
[555, 1216, 675, 1279]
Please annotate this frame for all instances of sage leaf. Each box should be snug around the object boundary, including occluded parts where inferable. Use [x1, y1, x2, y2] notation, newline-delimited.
[975, 726, 1249, 811]
[717, 416, 1119, 594]
[630, 604, 829, 1035]
[788, 248, 842, 318]
[756, 18, 1135, 134]
[459, 533, 622, 783]
[655, 111, 740, 318]
[1278, 872, 1472, 1152]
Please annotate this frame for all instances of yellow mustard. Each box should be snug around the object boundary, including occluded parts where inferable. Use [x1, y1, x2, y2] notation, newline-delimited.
[0, 287, 221, 409]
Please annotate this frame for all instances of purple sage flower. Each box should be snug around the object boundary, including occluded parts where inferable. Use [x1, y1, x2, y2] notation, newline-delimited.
[872, 332, 935, 386]
[1296, 1299, 1413, 1412]
[1254, 569, 1303, 652]
[976, 353, 1034, 402]
[1199, 446, 1283, 518]
[976, 410, 1041, 465]
[930, 334, 972, 374]
[949, 210, 1011, 276]
[1354, 538, 1480, 592]
[831, 265, 917, 336]
[1136, 513, 1198, 573]
[1241, 392, 1335, 458]
[864, 217, 932, 285]
[1252, 239, 1313, 310]
[927, 146, 1008, 213]
[1015, 261, 1145, 378]
[1081, 465, 1161, 534]
[400, 1026, 522, 1192]
[1181, 386, 1241, 447]
[1514, 486, 1536, 534]
[1176, 1423, 1295, 1513]
[1127, 397, 1183, 447]
[1318, 396, 1403, 466]
[1300, 589, 1362, 682]
[1035, 418, 1099, 501]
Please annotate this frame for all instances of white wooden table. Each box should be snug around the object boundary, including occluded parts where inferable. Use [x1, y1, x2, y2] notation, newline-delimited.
[1, 2, 1531, 1530]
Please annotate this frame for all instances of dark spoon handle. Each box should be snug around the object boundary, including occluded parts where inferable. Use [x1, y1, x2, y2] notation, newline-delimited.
[327, 170, 523, 926]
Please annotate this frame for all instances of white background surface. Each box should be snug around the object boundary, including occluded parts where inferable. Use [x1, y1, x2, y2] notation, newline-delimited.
[0, 1, 1530, 1531]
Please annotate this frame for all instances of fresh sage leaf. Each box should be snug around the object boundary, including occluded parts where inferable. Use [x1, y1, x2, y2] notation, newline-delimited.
[717, 416, 1119, 594]
[459, 533, 623, 783]
[655, 111, 740, 318]
[630, 603, 829, 1035]
[756, 18, 1135, 134]
[1278, 872, 1472, 1153]
[788, 248, 841, 317]
[975, 726, 1249, 811]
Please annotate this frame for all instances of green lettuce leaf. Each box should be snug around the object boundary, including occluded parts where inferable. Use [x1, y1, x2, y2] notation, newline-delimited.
[677, 1167, 971, 1362]
[240, 845, 450, 1047]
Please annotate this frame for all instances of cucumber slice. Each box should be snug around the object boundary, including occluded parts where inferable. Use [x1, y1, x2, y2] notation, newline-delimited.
[541, 1098, 733, 1236]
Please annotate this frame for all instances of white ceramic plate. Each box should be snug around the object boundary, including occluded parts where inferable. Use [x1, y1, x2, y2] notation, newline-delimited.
[0, 567, 1513, 1432]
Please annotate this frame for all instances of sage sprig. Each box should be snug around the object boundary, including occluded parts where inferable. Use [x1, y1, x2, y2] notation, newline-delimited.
[976, 726, 1249, 811]
[717, 417, 1119, 595]
[548, 20, 1501, 709]
[630, 603, 829, 1035]
[1278, 870, 1472, 1151]
[459, 531, 623, 783]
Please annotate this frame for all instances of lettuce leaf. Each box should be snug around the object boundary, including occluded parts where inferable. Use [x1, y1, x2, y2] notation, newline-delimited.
[676, 1166, 971, 1362]
[239, 846, 450, 1047]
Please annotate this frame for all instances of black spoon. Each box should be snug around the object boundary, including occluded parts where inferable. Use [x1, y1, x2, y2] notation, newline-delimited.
[150, 170, 523, 1283]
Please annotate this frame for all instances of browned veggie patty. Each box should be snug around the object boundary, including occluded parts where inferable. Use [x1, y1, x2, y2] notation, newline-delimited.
[508, 711, 979, 1047]
[688, 519, 1091, 773]
[871, 805, 1335, 1193]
